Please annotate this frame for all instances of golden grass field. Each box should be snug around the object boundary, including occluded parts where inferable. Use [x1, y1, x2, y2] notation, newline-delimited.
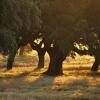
[0, 52, 100, 100]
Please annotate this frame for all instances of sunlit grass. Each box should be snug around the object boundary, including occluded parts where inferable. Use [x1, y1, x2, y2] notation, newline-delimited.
[0, 53, 100, 100]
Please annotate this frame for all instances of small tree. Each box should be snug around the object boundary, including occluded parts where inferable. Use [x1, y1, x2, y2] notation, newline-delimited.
[30, 39, 46, 69]
[73, 32, 100, 71]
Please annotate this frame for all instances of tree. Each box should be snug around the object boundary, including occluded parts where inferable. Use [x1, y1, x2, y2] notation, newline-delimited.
[73, 32, 100, 71]
[39, 0, 89, 75]
[40, 0, 100, 75]
[0, 0, 41, 70]
[0, 0, 100, 74]
[0, 28, 18, 69]
[30, 39, 46, 69]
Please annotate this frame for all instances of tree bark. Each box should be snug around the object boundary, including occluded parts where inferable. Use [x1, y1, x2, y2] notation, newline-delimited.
[37, 48, 46, 68]
[91, 56, 100, 71]
[43, 47, 66, 76]
[44, 56, 63, 76]
[7, 49, 17, 70]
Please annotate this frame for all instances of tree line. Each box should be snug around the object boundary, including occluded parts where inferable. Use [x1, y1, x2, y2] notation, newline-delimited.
[0, 0, 100, 76]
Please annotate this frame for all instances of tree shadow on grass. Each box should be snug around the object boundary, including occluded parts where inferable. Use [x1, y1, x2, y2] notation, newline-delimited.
[0, 66, 100, 100]
[0, 54, 100, 99]
[0, 67, 55, 93]
[64, 66, 100, 77]
[55, 78, 100, 100]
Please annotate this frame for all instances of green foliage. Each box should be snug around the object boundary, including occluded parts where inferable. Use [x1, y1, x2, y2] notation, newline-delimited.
[0, 28, 17, 54]
[0, 0, 41, 34]
[0, 0, 41, 54]
[0, 0, 100, 58]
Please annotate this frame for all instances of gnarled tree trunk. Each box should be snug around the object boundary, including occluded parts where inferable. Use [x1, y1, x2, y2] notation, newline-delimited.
[45, 55, 64, 76]
[43, 44, 66, 76]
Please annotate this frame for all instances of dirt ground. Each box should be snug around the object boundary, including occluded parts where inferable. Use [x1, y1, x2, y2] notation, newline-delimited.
[0, 52, 100, 100]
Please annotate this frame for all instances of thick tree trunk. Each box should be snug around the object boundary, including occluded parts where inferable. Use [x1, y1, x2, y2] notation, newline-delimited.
[44, 56, 63, 76]
[91, 56, 100, 71]
[37, 48, 46, 68]
[43, 47, 66, 76]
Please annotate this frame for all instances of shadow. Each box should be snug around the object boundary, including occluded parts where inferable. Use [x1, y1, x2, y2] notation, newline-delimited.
[64, 66, 91, 71]
[0, 66, 100, 100]
[0, 67, 55, 93]
[64, 71, 100, 77]
[0, 55, 100, 99]
[0, 67, 43, 78]
[54, 77, 100, 100]
[64, 66, 100, 71]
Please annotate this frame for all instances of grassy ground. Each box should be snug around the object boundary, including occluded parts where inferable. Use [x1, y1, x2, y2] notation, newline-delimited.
[0, 52, 100, 100]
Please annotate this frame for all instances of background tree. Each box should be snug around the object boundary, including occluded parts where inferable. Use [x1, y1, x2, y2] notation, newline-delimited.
[73, 32, 100, 71]
[0, 0, 41, 69]
[30, 39, 46, 69]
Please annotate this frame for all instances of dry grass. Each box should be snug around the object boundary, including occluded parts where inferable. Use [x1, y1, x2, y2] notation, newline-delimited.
[0, 53, 100, 100]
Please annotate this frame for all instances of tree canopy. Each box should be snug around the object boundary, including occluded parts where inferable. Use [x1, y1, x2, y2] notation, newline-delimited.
[39, 0, 100, 75]
[0, 0, 100, 75]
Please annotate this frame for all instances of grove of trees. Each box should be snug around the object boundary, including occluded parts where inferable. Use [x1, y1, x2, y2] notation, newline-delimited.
[0, 0, 100, 76]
